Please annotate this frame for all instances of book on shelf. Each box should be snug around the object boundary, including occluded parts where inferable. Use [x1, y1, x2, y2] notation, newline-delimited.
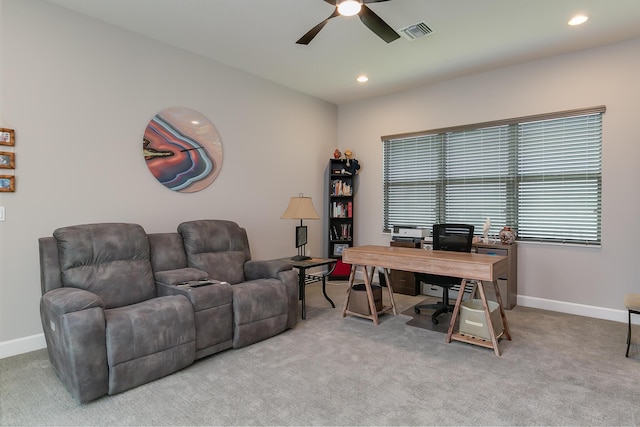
[331, 201, 353, 218]
[330, 224, 351, 241]
[340, 223, 352, 240]
[330, 226, 338, 240]
[331, 179, 352, 196]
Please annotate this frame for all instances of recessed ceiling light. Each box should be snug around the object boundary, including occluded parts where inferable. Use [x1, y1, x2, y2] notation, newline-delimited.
[356, 75, 369, 83]
[568, 15, 589, 26]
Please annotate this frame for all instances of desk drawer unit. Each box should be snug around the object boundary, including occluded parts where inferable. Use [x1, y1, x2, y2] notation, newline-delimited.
[389, 240, 421, 296]
[475, 243, 517, 309]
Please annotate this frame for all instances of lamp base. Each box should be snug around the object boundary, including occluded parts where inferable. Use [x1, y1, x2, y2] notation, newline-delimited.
[291, 255, 311, 261]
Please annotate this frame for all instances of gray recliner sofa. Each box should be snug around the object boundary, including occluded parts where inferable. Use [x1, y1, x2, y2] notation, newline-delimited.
[151, 220, 298, 351]
[39, 220, 298, 402]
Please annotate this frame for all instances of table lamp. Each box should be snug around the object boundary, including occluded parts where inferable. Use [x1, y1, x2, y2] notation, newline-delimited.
[281, 193, 320, 261]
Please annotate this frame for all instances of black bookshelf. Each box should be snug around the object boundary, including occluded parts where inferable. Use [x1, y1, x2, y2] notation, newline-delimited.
[327, 158, 355, 279]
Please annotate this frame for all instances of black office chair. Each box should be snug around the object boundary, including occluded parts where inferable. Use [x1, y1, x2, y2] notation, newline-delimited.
[414, 224, 475, 324]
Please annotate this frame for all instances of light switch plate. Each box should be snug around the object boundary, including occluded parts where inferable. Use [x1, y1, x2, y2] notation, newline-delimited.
[0, 206, 5, 221]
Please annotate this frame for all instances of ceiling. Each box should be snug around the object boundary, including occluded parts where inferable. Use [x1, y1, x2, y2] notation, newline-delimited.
[45, 0, 640, 105]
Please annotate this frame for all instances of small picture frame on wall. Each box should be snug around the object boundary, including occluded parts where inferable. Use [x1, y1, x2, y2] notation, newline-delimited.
[333, 243, 349, 256]
[0, 152, 15, 169]
[0, 175, 15, 192]
[0, 128, 15, 146]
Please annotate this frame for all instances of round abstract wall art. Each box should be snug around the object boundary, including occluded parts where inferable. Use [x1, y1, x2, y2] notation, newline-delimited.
[143, 107, 223, 192]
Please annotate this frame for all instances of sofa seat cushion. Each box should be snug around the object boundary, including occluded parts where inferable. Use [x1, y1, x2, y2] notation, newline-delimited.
[231, 279, 289, 348]
[232, 279, 289, 324]
[105, 295, 195, 366]
[104, 295, 196, 395]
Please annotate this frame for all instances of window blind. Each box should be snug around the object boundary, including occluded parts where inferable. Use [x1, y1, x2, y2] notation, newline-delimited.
[383, 134, 440, 229]
[382, 107, 604, 245]
[516, 114, 602, 243]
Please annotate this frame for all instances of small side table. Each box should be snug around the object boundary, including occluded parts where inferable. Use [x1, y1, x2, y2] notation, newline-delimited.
[288, 257, 337, 319]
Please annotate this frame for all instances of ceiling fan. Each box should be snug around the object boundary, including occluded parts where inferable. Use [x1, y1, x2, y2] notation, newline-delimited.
[296, 0, 400, 45]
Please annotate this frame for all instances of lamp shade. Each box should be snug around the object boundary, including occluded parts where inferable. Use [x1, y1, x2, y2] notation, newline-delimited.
[281, 195, 320, 220]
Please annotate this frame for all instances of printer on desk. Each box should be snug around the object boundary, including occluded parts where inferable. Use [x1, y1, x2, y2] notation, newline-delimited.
[391, 225, 429, 243]
[386, 225, 430, 296]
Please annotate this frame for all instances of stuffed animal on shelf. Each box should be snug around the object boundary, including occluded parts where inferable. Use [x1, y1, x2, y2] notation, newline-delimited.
[343, 149, 361, 175]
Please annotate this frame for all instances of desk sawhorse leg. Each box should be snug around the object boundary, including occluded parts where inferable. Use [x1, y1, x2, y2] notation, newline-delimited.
[342, 264, 397, 325]
[445, 279, 512, 356]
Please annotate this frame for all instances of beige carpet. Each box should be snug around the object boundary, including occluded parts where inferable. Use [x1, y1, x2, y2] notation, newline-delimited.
[332, 281, 453, 334]
[2, 280, 640, 426]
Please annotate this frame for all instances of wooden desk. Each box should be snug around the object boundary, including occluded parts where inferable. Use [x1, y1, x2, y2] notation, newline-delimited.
[341, 245, 512, 355]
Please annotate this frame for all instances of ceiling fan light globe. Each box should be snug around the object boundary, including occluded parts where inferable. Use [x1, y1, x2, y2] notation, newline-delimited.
[568, 15, 588, 26]
[337, 0, 362, 17]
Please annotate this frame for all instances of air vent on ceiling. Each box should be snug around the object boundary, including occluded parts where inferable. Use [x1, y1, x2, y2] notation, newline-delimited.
[398, 21, 433, 41]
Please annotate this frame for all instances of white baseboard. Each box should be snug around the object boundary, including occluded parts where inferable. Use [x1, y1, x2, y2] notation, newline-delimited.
[0, 294, 634, 359]
[517, 295, 635, 324]
[0, 333, 46, 359]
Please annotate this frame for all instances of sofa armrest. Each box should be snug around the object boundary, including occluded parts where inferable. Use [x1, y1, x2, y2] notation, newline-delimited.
[41, 287, 104, 316]
[154, 267, 209, 286]
[244, 259, 293, 280]
[277, 269, 299, 329]
[40, 287, 108, 402]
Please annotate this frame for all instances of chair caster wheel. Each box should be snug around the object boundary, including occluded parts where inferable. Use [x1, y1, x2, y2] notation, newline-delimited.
[414, 307, 421, 315]
[431, 317, 439, 325]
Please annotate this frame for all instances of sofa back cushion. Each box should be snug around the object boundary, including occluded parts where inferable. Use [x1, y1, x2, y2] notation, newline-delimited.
[148, 232, 189, 272]
[53, 223, 155, 308]
[178, 220, 251, 284]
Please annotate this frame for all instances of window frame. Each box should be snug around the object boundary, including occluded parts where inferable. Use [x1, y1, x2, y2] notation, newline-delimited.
[381, 106, 605, 246]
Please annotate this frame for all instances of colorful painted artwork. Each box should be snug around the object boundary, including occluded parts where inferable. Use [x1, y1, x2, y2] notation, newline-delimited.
[143, 107, 223, 192]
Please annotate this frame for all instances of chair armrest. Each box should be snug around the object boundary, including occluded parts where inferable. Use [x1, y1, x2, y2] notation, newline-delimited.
[244, 259, 293, 280]
[41, 287, 104, 316]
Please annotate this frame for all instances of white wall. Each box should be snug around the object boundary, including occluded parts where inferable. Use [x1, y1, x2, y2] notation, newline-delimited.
[338, 37, 640, 318]
[0, 0, 337, 353]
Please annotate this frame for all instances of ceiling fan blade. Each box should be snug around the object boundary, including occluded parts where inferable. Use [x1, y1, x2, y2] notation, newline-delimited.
[359, 4, 400, 43]
[363, 0, 391, 3]
[296, 8, 340, 45]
